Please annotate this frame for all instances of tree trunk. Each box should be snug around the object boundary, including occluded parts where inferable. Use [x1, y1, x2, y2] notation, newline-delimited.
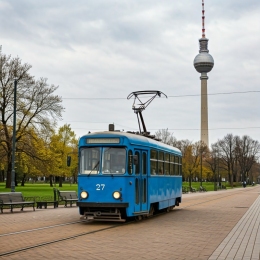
[49, 175, 53, 187]
[5, 160, 12, 188]
[189, 173, 192, 189]
[21, 173, 27, 186]
[73, 169, 77, 184]
[59, 176, 63, 187]
[0, 170, 4, 182]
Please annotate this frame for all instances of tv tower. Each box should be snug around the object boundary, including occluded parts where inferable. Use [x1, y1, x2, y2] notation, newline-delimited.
[193, 0, 214, 147]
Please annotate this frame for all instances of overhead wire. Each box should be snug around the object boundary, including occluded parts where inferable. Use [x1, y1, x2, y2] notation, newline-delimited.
[60, 90, 260, 132]
[61, 90, 260, 100]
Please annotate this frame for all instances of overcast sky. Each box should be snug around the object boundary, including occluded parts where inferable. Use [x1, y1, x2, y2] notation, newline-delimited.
[0, 0, 259, 146]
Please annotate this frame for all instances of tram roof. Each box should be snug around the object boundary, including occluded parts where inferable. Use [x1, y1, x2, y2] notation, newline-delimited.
[80, 131, 182, 155]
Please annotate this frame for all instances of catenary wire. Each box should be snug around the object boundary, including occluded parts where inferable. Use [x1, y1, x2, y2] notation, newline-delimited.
[62, 90, 260, 99]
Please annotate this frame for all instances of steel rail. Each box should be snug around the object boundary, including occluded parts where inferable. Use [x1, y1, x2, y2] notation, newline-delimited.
[0, 221, 81, 237]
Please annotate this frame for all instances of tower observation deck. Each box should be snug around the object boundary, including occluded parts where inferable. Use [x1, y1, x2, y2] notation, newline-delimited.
[193, 0, 214, 147]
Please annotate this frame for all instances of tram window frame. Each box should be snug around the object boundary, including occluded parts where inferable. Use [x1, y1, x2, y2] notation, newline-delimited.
[170, 154, 175, 175]
[164, 153, 170, 175]
[175, 156, 179, 175]
[179, 157, 182, 175]
[102, 147, 126, 174]
[151, 150, 157, 160]
[135, 151, 140, 175]
[80, 147, 101, 174]
[128, 150, 133, 175]
[150, 149, 158, 175]
[150, 149, 182, 176]
[158, 151, 164, 175]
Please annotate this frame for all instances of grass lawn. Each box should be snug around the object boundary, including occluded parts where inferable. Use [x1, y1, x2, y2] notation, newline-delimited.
[0, 181, 243, 197]
[0, 182, 78, 197]
[182, 181, 241, 191]
[182, 182, 214, 191]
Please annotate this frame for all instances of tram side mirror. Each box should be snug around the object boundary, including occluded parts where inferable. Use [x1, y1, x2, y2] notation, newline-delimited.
[133, 155, 138, 165]
[67, 156, 71, 167]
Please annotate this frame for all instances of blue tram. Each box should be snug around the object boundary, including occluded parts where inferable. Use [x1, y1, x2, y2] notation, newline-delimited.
[76, 128, 182, 222]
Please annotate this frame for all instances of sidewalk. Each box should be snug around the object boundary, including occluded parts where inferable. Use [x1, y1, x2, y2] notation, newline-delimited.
[208, 191, 260, 260]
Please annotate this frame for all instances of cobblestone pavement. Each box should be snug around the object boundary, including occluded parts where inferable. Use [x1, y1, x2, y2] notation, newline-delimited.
[208, 192, 260, 260]
[0, 186, 259, 260]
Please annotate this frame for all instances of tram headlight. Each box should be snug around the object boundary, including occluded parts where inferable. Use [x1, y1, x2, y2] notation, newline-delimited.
[80, 191, 88, 199]
[112, 191, 121, 200]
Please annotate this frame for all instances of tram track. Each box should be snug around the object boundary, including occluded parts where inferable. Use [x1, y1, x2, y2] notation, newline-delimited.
[1, 187, 258, 258]
[179, 188, 250, 210]
[0, 223, 121, 257]
[0, 221, 81, 237]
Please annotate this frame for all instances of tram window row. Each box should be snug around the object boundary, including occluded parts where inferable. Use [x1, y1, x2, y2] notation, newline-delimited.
[150, 149, 182, 176]
[127, 149, 182, 176]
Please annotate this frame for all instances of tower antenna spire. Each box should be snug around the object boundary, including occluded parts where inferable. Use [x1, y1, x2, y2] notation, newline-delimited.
[202, 0, 205, 38]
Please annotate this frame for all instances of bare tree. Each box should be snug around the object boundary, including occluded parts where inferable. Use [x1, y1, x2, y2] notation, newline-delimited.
[174, 139, 192, 155]
[0, 48, 64, 188]
[155, 129, 177, 145]
[205, 142, 220, 190]
[235, 135, 260, 184]
[217, 134, 238, 187]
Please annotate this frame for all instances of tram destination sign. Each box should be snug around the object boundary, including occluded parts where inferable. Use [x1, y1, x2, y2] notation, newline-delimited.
[86, 138, 120, 144]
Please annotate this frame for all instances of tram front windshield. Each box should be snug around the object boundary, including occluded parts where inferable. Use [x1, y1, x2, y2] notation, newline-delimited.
[80, 147, 126, 174]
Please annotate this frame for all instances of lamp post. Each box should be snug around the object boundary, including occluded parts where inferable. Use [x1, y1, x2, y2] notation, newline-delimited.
[214, 150, 219, 191]
[11, 79, 17, 192]
[200, 149, 203, 187]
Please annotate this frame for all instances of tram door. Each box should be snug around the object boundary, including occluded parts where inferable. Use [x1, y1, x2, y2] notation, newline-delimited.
[134, 150, 148, 213]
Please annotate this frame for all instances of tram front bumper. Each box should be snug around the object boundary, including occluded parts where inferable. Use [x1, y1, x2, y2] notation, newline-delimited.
[77, 202, 129, 222]
[77, 202, 129, 208]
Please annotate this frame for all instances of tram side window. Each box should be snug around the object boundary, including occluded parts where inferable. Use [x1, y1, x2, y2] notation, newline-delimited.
[150, 149, 157, 175]
[128, 150, 133, 175]
[179, 157, 182, 175]
[164, 153, 170, 175]
[135, 151, 140, 175]
[158, 151, 164, 175]
[170, 154, 175, 175]
[175, 156, 179, 175]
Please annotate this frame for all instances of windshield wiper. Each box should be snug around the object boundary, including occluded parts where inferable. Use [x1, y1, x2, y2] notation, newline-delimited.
[88, 161, 100, 176]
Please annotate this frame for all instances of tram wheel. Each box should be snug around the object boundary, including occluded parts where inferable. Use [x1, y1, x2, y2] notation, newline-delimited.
[166, 207, 171, 213]
[149, 205, 154, 216]
[135, 215, 142, 221]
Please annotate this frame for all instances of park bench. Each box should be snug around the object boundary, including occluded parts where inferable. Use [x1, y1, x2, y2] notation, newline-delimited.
[182, 186, 189, 193]
[0, 192, 35, 213]
[217, 185, 227, 190]
[57, 190, 78, 207]
[190, 187, 197, 193]
[199, 186, 207, 192]
[36, 195, 58, 209]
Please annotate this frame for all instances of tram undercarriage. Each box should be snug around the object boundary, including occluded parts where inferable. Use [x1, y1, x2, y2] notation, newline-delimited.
[78, 197, 181, 222]
[78, 202, 128, 222]
[80, 207, 126, 222]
